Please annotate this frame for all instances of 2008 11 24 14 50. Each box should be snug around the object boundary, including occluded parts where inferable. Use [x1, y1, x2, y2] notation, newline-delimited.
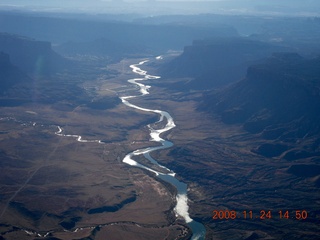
[212, 210, 308, 220]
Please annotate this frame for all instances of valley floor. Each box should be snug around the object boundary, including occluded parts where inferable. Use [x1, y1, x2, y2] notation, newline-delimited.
[0, 57, 319, 240]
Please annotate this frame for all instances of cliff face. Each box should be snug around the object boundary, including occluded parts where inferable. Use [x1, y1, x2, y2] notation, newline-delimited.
[0, 33, 78, 107]
[160, 37, 291, 90]
[202, 53, 320, 138]
[0, 32, 67, 76]
[199, 53, 320, 160]
[0, 52, 31, 94]
[202, 53, 320, 137]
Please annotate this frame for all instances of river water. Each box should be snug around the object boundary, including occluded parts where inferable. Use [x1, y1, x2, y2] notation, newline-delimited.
[120, 58, 206, 240]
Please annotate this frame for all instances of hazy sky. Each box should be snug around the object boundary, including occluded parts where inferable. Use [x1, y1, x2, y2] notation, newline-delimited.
[0, 0, 319, 16]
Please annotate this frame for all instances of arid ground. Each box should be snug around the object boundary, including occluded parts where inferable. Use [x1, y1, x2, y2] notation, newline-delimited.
[0, 56, 319, 240]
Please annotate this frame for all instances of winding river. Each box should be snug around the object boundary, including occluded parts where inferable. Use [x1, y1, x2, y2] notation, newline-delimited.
[55, 57, 206, 239]
[120, 58, 206, 240]
[0, 56, 207, 239]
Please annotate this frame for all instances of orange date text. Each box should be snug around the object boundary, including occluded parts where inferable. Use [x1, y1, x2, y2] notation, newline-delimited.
[212, 210, 308, 220]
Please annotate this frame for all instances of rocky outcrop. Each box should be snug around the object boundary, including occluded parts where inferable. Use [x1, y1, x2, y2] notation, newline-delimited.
[0, 32, 68, 76]
[160, 37, 291, 90]
[0, 52, 31, 94]
[199, 53, 320, 159]
[202, 53, 320, 139]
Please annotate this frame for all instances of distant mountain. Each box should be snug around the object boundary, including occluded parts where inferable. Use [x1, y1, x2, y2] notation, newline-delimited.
[0, 12, 238, 54]
[0, 52, 31, 94]
[0, 32, 68, 76]
[160, 37, 291, 90]
[200, 52, 320, 158]
[54, 38, 143, 58]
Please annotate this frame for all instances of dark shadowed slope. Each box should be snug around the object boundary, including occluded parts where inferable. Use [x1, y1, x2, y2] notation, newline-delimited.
[0, 52, 31, 94]
[160, 37, 292, 90]
[0, 33, 115, 108]
[0, 32, 68, 76]
[200, 52, 320, 158]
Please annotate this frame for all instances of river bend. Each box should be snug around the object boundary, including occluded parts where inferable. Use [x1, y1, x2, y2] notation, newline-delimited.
[120, 58, 206, 240]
